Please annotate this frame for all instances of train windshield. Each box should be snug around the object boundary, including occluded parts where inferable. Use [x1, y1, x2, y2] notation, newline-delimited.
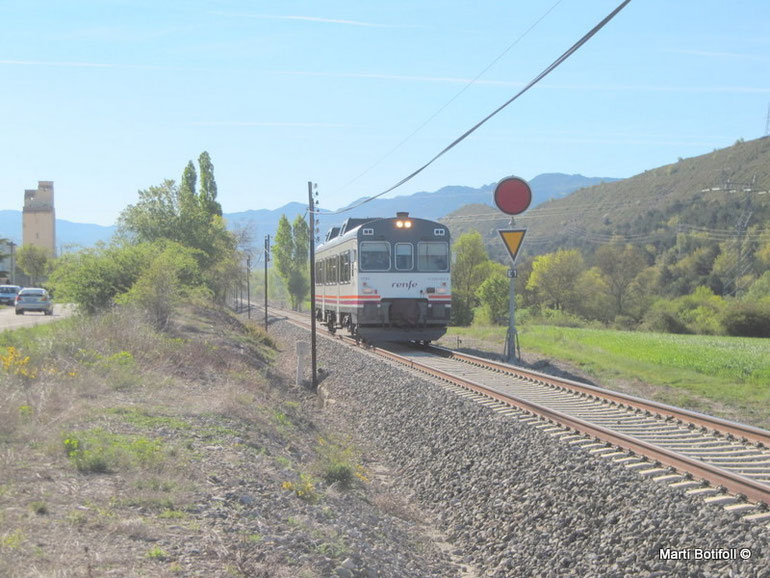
[417, 242, 449, 272]
[395, 243, 413, 271]
[360, 242, 391, 271]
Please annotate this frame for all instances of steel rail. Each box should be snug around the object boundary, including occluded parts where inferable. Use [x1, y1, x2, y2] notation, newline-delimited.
[374, 347, 770, 506]
[255, 305, 770, 505]
[427, 345, 770, 448]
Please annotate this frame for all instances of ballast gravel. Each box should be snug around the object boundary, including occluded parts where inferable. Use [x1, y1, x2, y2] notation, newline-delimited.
[273, 320, 770, 577]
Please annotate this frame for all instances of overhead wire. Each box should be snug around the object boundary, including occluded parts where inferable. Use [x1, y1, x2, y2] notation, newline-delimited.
[330, 0, 566, 196]
[316, 0, 633, 216]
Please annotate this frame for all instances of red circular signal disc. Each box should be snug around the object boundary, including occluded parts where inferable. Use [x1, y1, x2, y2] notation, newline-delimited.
[494, 177, 532, 215]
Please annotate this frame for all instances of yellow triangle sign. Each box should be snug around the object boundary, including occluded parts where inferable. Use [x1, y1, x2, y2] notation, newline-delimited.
[498, 229, 526, 262]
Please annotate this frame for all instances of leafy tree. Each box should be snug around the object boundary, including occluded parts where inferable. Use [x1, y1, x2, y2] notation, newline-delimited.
[575, 267, 612, 322]
[179, 160, 198, 214]
[118, 180, 181, 244]
[526, 249, 585, 313]
[16, 244, 53, 286]
[116, 243, 206, 328]
[743, 271, 770, 303]
[755, 240, 770, 273]
[451, 232, 491, 325]
[272, 214, 310, 310]
[475, 264, 510, 325]
[0, 237, 10, 280]
[198, 151, 222, 217]
[593, 243, 648, 318]
[118, 158, 236, 298]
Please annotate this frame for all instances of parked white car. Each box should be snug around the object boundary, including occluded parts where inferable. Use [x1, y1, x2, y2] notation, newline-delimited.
[15, 288, 53, 316]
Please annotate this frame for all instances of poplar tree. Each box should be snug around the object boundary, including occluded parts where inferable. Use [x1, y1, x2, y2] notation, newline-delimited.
[272, 214, 310, 310]
[180, 161, 197, 210]
[198, 151, 222, 217]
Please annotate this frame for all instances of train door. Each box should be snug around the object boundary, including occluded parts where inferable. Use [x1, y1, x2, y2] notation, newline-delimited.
[332, 254, 341, 321]
[316, 257, 326, 320]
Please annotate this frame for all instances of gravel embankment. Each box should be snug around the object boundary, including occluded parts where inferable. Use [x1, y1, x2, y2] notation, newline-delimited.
[272, 321, 770, 577]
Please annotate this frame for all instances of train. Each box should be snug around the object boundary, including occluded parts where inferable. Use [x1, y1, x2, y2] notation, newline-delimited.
[314, 212, 451, 343]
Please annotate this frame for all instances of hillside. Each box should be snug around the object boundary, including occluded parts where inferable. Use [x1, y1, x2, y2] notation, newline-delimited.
[442, 137, 770, 263]
[0, 174, 614, 250]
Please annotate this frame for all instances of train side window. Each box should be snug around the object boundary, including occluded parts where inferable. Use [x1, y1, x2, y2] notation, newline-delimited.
[360, 242, 391, 271]
[331, 255, 339, 283]
[395, 243, 413, 271]
[316, 260, 324, 284]
[340, 251, 351, 283]
[417, 242, 449, 272]
[324, 258, 331, 285]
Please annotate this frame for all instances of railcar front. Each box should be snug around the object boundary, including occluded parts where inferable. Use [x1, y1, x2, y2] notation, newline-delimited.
[315, 212, 451, 343]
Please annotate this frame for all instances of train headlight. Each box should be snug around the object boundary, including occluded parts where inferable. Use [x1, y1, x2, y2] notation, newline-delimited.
[404, 220, 412, 228]
[396, 220, 404, 228]
[395, 220, 412, 229]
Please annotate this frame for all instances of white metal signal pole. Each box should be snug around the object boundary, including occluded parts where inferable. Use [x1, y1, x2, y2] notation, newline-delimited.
[504, 219, 519, 362]
[494, 176, 531, 364]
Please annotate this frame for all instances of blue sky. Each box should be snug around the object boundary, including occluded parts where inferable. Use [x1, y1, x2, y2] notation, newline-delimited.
[1, 0, 769, 225]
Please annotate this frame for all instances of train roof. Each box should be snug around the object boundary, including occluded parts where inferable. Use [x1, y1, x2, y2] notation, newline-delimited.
[318, 212, 449, 249]
[322, 216, 378, 244]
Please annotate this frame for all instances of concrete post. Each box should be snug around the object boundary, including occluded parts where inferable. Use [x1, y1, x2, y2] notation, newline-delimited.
[296, 341, 310, 386]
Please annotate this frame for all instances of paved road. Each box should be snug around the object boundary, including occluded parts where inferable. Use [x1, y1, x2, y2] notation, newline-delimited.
[0, 304, 74, 331]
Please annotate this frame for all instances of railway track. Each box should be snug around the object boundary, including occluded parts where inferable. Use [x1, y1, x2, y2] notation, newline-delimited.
[255, 304, 770, 521]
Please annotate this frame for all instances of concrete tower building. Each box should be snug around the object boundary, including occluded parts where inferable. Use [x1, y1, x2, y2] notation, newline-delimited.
[23, 181, 56, 256]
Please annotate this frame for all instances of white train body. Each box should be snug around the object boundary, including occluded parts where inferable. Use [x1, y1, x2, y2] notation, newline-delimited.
[314, 212, 451, 343]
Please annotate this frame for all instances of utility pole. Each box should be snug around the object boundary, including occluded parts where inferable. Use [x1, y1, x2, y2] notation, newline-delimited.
[9, 242, 16, 285]
[308, 181, 318, 389]
[246, 255, 251, 319]
[264, 235, 270, 330]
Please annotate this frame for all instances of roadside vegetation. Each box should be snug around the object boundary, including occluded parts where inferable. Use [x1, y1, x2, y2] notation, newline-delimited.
[0, 153, 404, 575]
[0, 303, 388, 575]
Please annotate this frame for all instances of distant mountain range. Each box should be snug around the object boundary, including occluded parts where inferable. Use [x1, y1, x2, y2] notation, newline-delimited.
[444, 136, 770, 263]
[0, 173, 617, 250]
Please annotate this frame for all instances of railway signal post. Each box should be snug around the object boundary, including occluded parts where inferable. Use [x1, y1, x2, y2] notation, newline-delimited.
[493, 176, 531, 363]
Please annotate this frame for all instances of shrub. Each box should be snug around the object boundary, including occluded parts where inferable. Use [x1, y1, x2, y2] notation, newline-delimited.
[641, 288, 725, 335]
[721, 302, 770, 337]
[537, 308, 588, 328]
[641, 308, 691, 334]
[48, 243, 153, 314]
[115, 243, 208, 329]
[316, 436, 365, 490]
[613, 315, 638, 330]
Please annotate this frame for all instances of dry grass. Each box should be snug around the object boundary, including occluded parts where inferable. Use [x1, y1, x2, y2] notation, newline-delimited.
[0, 305, 277, 577]
[0, 304, 433, 577]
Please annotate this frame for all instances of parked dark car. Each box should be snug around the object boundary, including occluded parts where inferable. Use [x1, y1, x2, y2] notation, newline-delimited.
[0, 285, 22, 306]
[15, 287, 53, 315]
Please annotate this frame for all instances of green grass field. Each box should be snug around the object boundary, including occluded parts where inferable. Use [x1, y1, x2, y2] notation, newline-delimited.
[443, 324, 770, 428]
